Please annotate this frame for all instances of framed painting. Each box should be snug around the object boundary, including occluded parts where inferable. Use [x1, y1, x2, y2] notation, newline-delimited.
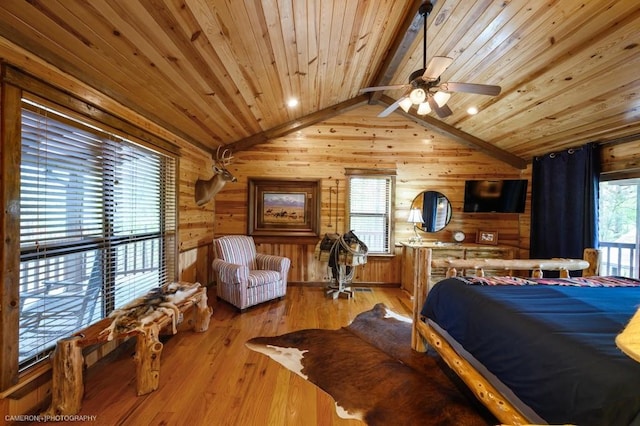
[476, 230, 499, 245]
[248, 178, 320, 237]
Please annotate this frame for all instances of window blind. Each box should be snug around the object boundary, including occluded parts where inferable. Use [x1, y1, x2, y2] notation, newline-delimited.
[19, 101, 177, 369]
[348, 176, 393, 253]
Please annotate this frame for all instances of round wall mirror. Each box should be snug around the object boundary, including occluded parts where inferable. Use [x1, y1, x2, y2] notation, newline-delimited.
[410, 191, 452, 232]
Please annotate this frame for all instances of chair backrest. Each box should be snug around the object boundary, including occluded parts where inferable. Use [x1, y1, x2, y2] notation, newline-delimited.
[213, 235, 258, 269]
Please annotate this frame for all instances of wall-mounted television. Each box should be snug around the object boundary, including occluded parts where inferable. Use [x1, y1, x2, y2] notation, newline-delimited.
[463, 179, 528, 213]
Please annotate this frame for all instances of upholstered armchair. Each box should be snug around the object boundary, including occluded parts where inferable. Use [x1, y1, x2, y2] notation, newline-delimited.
[212, 235, 291, 311]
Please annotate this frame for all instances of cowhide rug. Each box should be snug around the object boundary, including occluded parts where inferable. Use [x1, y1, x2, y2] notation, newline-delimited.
[246, 303, 495, 425]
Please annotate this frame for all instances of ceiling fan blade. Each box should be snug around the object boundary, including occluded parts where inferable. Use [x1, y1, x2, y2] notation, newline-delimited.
[360, 84, 409, 93]
[442, 82, 502, 96]
[422, 56, 453, 80]
[378, 96, 408, 117]
[428, 96, 453, 118]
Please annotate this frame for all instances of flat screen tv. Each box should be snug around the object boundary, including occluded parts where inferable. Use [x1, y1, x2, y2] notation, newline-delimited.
[463, 179, 528, 213]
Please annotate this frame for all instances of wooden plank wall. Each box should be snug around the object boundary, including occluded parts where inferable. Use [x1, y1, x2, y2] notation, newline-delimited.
[209, 105, 531, 285]
[178, 146, 216, 285]
[601, 141, 640, 176]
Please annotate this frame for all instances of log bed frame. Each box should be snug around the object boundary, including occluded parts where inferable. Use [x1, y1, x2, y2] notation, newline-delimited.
[410, 248, 600, 425]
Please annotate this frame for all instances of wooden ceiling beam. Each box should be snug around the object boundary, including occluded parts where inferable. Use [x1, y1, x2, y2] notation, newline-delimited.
[377, 95, 527, 169]
[225, 95, 369, 152]
[365, 0, 424, 104]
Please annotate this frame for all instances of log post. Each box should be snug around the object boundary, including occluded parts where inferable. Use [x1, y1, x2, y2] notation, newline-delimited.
[193, 289, 212, 332]
[583, 248, 601, 276]
[446, 267, 457, 278]
[134, 323, 163, 395]
[44, 336, 84, 415]
[411, 248, 430, 352]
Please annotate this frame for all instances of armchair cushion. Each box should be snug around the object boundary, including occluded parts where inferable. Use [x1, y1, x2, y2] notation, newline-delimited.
[247, 270, 282, 288]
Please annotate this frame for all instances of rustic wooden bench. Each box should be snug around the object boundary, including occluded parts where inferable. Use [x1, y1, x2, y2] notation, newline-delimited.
[43, 282, 212, 416]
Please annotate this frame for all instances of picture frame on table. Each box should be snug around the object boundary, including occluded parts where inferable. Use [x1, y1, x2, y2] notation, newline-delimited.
[476, 230, 499, 245]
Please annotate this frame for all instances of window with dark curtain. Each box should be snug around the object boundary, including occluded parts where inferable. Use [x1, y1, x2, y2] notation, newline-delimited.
[530, 143, 599, 269]
[18, 99, 177, 369]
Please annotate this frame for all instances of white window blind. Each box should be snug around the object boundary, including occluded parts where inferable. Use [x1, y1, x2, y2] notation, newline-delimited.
[348, 175, 393, 253]
[19, 100, 177, 369]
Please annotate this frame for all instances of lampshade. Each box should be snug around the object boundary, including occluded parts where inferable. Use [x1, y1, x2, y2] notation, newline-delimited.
[399, 97, 413, 113]
[417, 102, 432, 115]
[407, 208, 424, 224]
[433, 91, 451, 107]
[409, 88, 426, 104]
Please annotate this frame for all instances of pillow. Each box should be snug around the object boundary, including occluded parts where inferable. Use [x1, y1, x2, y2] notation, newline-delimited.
[616, 307, 640, 363]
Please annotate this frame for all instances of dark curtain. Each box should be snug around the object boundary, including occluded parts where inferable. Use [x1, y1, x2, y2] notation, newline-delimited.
[422, 191, 437, 232]
[530, 143, 600, 264]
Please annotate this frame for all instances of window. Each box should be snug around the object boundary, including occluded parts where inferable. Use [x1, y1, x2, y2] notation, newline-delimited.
[598, 178, 640, 278]
[346, 169, 395, 254]
[18, 99, 177, 369]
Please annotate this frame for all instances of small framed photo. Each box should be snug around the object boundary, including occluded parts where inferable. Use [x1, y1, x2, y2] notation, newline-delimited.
[476, 230, 498, 245]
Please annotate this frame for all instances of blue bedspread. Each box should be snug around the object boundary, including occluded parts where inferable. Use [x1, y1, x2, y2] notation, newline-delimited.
[422, 277, 640, 426]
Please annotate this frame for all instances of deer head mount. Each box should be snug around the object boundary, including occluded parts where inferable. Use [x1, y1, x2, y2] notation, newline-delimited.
[194, 147, 237, 206]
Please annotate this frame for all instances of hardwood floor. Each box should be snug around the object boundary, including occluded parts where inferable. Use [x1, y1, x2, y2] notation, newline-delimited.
[73, 285, 414, 425]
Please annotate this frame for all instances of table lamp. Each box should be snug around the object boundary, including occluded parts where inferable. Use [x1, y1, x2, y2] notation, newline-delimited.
[407, 208, 424, 243]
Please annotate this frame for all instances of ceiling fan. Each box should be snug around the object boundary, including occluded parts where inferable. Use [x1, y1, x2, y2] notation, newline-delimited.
[360, 1, 501, 118]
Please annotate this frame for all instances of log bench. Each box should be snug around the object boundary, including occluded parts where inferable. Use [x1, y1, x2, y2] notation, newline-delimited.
[43, 282, 212, 416]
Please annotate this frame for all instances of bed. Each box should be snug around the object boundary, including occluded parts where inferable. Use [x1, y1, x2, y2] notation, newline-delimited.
[410, 248, 640, 425]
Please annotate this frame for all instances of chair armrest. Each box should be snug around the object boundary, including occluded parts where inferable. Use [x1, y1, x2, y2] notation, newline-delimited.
[256, 254, 291, 274]
[212, 259, 248, 284]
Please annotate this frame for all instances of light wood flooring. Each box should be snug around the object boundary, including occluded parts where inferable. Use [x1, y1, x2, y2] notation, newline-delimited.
[68, 285, 414, 425]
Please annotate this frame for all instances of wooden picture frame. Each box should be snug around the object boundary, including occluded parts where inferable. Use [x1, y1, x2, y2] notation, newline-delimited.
[476, 230, 499, 245]
[248, 178, 320, 237]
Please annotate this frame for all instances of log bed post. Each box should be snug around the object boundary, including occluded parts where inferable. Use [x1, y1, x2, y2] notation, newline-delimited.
[411, 248, 430, 352]
[583, 248, 601, 276]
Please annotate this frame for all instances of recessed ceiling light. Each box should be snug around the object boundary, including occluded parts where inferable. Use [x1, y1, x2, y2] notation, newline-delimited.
[467, 106, 478, 115]
[287, 98, 299, 108]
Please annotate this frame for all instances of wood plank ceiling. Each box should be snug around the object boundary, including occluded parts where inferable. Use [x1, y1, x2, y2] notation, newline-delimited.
[0, 0, 638, 167]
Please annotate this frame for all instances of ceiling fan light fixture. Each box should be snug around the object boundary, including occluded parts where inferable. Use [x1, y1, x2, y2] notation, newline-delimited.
[360, 1, 500, 119]
[409, 88, 426, 104]
[433, 91, 451, 107]
[399, 97, 413, 113]
[417, 102, 431, 115]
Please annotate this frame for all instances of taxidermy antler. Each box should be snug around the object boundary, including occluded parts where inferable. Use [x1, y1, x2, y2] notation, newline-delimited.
[194, 146, 237, 206]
